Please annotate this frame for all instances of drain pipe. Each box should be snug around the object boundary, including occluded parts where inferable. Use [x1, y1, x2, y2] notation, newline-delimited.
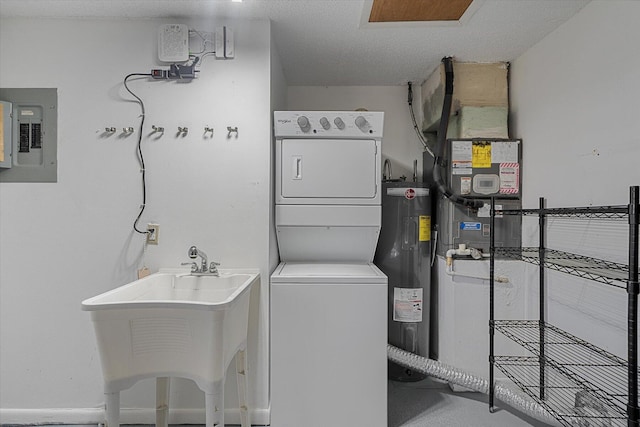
[432, 57, 484, 210]
[387, 344, 561, 426]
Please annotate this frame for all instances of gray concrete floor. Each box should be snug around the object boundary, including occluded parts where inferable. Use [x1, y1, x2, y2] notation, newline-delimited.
[388, 379, 552, 427]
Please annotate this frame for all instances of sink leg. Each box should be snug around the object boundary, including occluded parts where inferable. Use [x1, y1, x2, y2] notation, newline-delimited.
[156, 377, 170, 427]
[205, 383, 224, 427]
[236, 349, 250, 427]
[105, 391, 120, 427]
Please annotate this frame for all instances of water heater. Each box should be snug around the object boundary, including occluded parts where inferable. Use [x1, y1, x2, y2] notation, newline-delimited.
[374, 181, 432, 381]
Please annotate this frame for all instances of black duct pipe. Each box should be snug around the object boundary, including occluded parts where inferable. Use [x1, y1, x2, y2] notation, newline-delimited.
[432, 57, 484, 209]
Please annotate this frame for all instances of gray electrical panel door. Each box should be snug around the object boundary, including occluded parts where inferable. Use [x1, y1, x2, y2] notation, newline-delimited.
[0, 100, 11, 169]
[0, 88, 57, 182]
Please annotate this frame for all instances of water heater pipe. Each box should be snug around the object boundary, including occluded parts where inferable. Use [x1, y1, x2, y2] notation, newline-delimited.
[444, 245, 510, 281]
[387, 344, 562, 426]
[432, 57, 484, 209]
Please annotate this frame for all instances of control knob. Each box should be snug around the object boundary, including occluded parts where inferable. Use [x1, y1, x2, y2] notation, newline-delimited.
[334, 117, 345, 130]
[355, 115, 369, 131]
[319, 117, 331, 130]
[297, 116, 311, 132]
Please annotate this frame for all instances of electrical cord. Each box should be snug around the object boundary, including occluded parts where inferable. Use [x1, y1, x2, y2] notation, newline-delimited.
[407, 82, 435, 158]
[123, 73, 152, 235]
[189, 29, 213, 55]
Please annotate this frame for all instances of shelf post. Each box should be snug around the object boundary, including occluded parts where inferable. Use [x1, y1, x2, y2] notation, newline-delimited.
[628, 186, 639, 427]
[539, 197, 546, 401]
[489, 197, 496, 412]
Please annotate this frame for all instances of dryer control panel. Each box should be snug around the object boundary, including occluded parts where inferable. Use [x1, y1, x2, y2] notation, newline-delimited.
[274, 111, 384, 138]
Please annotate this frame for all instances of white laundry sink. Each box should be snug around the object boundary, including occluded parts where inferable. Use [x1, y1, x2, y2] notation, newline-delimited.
[82, 269, 258, 310]
[82, 268, 259, 427]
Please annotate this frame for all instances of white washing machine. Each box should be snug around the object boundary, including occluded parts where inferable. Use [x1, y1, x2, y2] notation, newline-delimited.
[271, 111, 387, 427]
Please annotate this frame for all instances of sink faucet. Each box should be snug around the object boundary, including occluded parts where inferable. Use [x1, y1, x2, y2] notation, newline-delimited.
[185, 246, 220, 275]
[188, 245, 208, 272]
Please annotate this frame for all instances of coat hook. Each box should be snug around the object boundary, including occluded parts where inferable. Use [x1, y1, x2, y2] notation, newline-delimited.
[152, 125, 165, 133]
[123, 127, 134, 134]
[227, 126, 238, 137]
[105, 127, 116, 133]
[178, 126, 188, 136]
[204, 126, 214, 134]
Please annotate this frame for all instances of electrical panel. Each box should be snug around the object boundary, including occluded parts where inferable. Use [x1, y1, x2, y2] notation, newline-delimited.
[431, 138, 522, 256]
[0, 88, 58, 183]
[0, 100, 12, 169]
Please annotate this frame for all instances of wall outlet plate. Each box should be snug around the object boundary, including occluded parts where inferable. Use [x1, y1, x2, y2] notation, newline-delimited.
[147, 223, 159, 245]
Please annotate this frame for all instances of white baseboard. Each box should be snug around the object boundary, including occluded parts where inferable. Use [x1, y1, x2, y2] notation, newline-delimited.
[0, 407, 270, 425]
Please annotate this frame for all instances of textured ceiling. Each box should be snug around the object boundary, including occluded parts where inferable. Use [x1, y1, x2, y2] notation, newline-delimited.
[0, 0, 591, 86]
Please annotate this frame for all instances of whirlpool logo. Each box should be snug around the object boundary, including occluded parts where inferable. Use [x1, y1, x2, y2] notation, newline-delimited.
[277, 119, 292, 124]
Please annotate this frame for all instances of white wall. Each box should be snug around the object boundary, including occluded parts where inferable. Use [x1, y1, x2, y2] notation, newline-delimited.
[287, 86, 427, 181]
[510, 0, 640, 358]
[0, 17, 277, 425]
[511, 1, 640, 208]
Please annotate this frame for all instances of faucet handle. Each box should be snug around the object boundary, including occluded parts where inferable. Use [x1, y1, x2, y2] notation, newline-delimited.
[181, 262, 198, 272]
[209, 261, 220, 274]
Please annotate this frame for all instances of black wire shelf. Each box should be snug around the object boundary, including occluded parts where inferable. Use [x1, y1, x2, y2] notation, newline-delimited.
[495, 247, 631, 289]
[493, 319, 631, 424]
[494, 355, 627, 427]
[489, 187, 639, 427]
[496, 205, 629, 219]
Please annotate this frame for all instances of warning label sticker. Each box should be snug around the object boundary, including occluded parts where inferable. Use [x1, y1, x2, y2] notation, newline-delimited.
[460, 176, 471, 195]
[472, 143, 492, 168]
[499, 163, 520, 194]
[491, 140, 519, 163]
[393, 288, 423, 323]
[419, 216, 431, 241]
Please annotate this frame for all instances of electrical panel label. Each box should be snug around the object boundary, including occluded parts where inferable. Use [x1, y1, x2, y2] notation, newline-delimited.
[451, 140, 473, 175]
[393, 288, 423, 322]
[491, 140, 519, 163]
[472, 142, 492, 168]
[460, 222, 482, 231]
[460, 176, 471, 194]
[499, 163, 520, 194]
[419, 216, 431, 241]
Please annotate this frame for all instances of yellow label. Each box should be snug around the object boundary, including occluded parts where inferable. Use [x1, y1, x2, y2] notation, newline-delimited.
[0, 103, 4, 163]
[472, 142, 491, 168]
[419, 216, 431, 241]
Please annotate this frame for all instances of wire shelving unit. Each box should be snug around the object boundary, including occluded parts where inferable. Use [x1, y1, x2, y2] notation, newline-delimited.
[488, 186, 639, 427]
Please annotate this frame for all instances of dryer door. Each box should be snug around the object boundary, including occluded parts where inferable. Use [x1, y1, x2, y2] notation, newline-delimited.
[279, 138, 378, 200]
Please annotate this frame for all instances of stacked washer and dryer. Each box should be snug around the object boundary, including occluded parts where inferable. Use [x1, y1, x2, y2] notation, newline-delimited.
[271, 111, 387, 426]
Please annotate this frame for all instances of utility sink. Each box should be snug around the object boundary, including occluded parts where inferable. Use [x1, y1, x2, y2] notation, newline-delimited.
[82, 268, 259, 427]
[82, 269, 258, 310]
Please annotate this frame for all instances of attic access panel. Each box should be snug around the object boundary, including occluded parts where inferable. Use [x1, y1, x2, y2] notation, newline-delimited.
[369, 0, 474, 22]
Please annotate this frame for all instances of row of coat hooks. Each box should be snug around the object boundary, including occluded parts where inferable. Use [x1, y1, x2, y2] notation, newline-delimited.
[103, 126, 239, 138]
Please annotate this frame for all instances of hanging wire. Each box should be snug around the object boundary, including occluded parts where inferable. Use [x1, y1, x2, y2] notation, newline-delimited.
[408, 82, 435, 158]
[123, 73, 152, 235]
